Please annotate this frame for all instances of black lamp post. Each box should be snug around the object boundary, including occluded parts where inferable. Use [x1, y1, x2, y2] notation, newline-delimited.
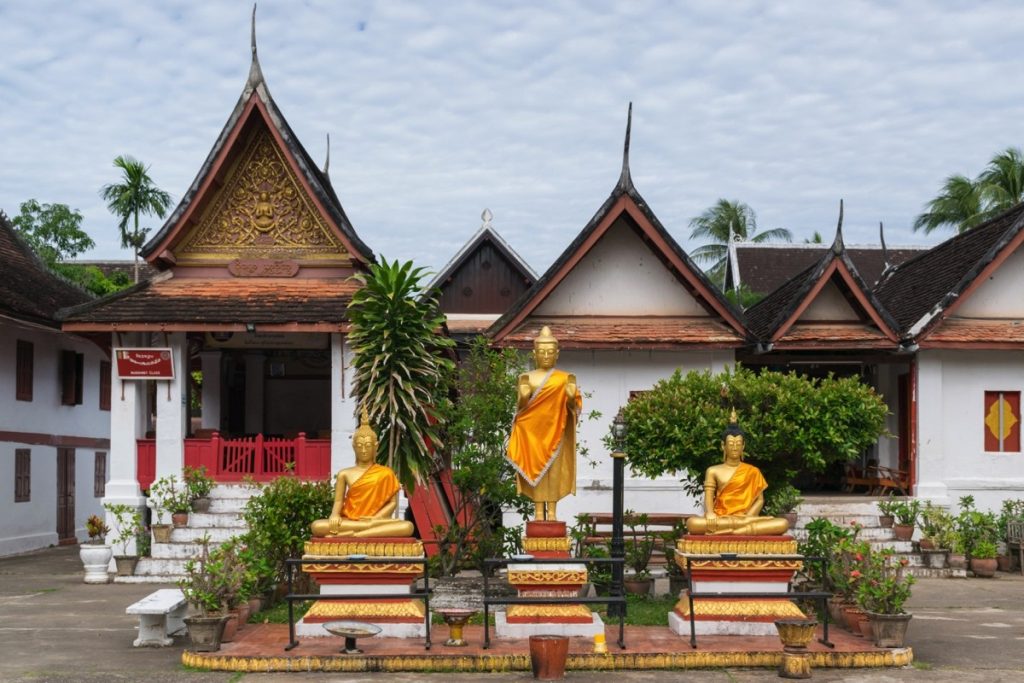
[609, 409, 627, 617]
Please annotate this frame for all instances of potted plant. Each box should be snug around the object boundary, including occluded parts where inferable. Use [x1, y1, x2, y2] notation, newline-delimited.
[955, 495, 998, 565]
[946, 532, 968, 570]
[103, 503, 145, 576]
[890, 500, 920, 542]
[918, 502, 954, 567]
[661, 529, 688, 597]
[763, 483, 803, 529]
[179, 536, 229, 652]
[208, 538, 246, 642]
[876, 499, 898, 529]
[623, 511, 654, 595]
[147, 475, 181, 543]
[184, 465, 215, 513]
[855, 548, 915, 647]
[79, 514, 112, 584]
[996, 499, 1024, 572]
[798, 517, 853, 624]
[970, 539, 999, 578]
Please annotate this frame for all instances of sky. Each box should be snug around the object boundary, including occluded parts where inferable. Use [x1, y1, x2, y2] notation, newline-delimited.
[2, 1, 1024, 276]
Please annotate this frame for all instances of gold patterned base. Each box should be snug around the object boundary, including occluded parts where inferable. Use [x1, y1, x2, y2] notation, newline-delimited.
[303, 599, 425, 621]
[183, 646, 913, 673]
[301, 562, 423, 575]
[507, 569, 588, 586]
[676, 536, 801, 573]
[506, 604, 593, 620]
[674, 598, 807, 620]
[522, 536, 571, 553]
[303, 539, 425, 558]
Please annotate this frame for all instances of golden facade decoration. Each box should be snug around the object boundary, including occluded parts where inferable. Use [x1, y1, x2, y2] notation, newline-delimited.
[177, 126, 349, 264]
[507, 570, 588, 585]
[506, 604, 593, 620]
[301, 562, 422, 575]
[522, 537, 572, 552]
[304, 599, 426, 620]
[303, 540, 425, 557]
[676, 538, 798, 555]
[673, 598, 806, 619]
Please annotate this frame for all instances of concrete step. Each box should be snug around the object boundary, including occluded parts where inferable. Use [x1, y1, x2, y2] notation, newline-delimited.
[794, 513, 885, 528]
[151, 542, 210, 559]
[906, 567, 967, 579]
[186, 512, 246, 529]
[170, 526, 243, 544]
[133, 557, 191, 577]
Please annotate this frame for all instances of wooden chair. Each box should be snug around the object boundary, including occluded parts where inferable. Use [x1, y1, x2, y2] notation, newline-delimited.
[866, 465, 910, 496]
[1007, 521, 1024, 576]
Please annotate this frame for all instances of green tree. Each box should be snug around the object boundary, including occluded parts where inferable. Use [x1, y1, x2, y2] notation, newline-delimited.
[347, 259, 455, 491]
[11, 199, 94, 265]
[689, 199, 791, 283]
[914, 147, 1024, 234]
[99, 155, 172, 283]
[803, 231, 824, 244]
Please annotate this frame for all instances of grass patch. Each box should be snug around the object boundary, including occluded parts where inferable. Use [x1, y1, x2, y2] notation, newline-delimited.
[250, 600, 312, 624]
[595, 594, 677, 626]
[431, 611, 495, 626]
[912, 660, 932, 670]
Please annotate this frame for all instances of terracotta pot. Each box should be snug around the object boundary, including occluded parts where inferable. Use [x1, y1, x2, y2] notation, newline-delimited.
[184, 615, 226, 652]
[858, 615, 875, 639]
[892, 524, 914, 541]
[948, 553, 968, 570]
[248, 596, 263, 618]
[826, 598, 848, 627]
[171, 512, 189, 528]
[996, 554, 1012, 572]
[236, 602, 250, 627]
[918, 538, 935, 551]
[879, 514, 894, 529]
[221, 610, 239, 642]
[151, 524, 173, 544]
[623, 578, 652, 596]
[191, 496, 212, 513]
[529, 635, 569, 680]
[79, 544, 112, 584]
[868, 612, 912, 648]
[970, 557, 998, 578]
[783, 512, 799, 529]
[113, 555, 138, 577]
[843, 605, 867, 635]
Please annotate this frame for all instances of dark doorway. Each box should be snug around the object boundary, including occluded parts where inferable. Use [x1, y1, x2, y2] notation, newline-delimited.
[56, 448, 76, 544]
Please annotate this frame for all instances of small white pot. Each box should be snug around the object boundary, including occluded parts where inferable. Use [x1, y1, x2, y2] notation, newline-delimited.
[79, 544, 113, 584]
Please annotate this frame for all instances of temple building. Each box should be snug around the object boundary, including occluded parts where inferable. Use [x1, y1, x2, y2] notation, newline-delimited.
[0, 212, 110, 555]
[58, 38, 368, 540]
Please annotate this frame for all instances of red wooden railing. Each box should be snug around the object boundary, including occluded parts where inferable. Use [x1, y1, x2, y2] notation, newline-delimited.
[135, 433, 331, 490]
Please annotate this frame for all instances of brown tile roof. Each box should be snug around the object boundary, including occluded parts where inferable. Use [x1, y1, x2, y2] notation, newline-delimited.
[59, 276, 358, 329]
[729, 244, 927, 294]
[445, 318, 496, 334]
[775, 323, 892, 348]
[922, 318, 1024, 346]
[874, 203, 1024, 334]
[0, 211, 91, 327]
[500, 316, 745, 349]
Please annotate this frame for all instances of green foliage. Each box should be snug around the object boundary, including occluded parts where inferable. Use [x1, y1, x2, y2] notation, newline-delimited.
[798, 517, 852, 593]
[914, 147, 1024, 234]
[830, 525, 870, 601]
[84, 514, 109, 543]
[183, 465, 215, 501]
[433, 337, 530, 576]
[347, 258, 455, 491]
[919, 502, 955, 546]
[102, 502, 144, 556]
[99, 154, 172, 282]
[136, 529, 151, 558]
[855, 549, 915, 615]
[208, 538, 248, 608]
[239, 474, 333, 592]
[890, 499, 921, 527]
[688, 199, 792, 281]
[614, 366, 889, 499]
[723, 284, 764, 310]
[11, 199, 94, 264]
[597, 594, 678, 626]
[179, 536, 229, 617]
[876, 499, 899, 518]
[52, 263, 133, 296]
[149, 475, 190, 521]
[972, 539, 998, 560]
[762, 482, 803, 516]
[624, 511, 654, 578]
[997, 499, 1024, 541]
[955, 495, 998, 559]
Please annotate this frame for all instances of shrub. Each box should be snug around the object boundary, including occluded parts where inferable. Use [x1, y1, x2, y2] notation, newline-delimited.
[183, 465, 215, 501]
[972, 539, 998, 560]
[997, 499, 1024, 541]
[891, 500, 921, 527]
[855, 549, 915, 615]
[179, 536, 229, 617]
[955, 495, 998, 559]
[762, 482, 803, 516]
[624, 511, 654, 579]
[614, 366, 889, 499]
[85, 514, 109, 543]
[919, 502, 955, 545]
[149, 475, 190, 521]
[103, 503, 144, 556]
[798, 517, 852, 593]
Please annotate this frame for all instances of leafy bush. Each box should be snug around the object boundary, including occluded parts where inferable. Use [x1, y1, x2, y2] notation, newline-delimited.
[762, 482, 803, 516]
[183, 465, 215, 501]
[890, 500, 921, 527]
[955, 496, 998, 559]
[149, 475, 190, 520]
[239, 474, 333, 593]
[798, 517, 852, 592]
[919, 502, 955, 546]
[972, 539, 998, 560]
[876, 499, 899, 518]
[624, 511, 654, 579]
[855, 549, 915, 615]
[997, 499, 1024, 541]
[614, 366, 889, 498]
[179, 536, 229, 617]
[103, 503, 144, 556]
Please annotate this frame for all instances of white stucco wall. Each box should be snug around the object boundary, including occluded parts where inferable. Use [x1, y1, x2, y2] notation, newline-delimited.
[534, 219, 706, 316]
[504, 348, 735, 526]
[916, 349, 1024, 511]
[799, 281, 859, 321]
[954, 246, 1024, 318]
[0, 320, 110, 556]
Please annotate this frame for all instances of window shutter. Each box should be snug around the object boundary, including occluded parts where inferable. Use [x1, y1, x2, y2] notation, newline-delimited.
[16, 340, 33, 401]
[60, 350, 76, 405]
[99, 361, 111, 411]
[15, 450, 30, 502]
[74, 353, 85, 405]
[94, 452, 107, 498]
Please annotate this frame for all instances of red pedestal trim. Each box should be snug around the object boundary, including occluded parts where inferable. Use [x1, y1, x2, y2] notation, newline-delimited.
[526, 521, 567, 538]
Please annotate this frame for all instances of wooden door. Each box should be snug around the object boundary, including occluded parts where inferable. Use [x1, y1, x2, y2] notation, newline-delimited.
[56, 448, 76, 544]
[897, 374, 911, 478]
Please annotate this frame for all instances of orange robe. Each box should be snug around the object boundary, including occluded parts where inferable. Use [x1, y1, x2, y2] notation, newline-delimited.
[507, 369, 581, 501]
[713, 462, 768, 517]
[341, 464, 401, 519]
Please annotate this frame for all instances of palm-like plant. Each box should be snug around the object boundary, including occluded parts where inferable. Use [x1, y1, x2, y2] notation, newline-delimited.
[689, 199, 792, 283]
[915, 147, 1024, 234]
[978, 147, 1024, 212]
[99, 155, 172, 283]
[347, 259, 455, 491]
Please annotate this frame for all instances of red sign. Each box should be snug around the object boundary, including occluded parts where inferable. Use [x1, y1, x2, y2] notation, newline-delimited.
[114, 348, 175, 379]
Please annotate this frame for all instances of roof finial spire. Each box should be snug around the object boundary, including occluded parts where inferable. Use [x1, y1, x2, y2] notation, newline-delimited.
[323, 133, 331, 175]
[879, 220, 891, 270]
[616, 102, 634, 191]
[246, 3, 265, 91]
[831, 199, 845, 254]
[481, 208, 493, 230]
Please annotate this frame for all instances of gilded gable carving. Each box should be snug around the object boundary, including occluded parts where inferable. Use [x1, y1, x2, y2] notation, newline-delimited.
[177, 126, 348, 263]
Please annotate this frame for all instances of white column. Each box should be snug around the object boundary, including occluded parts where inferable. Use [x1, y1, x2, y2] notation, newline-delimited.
[244, 351, 265, 434]
[915, 352, 948, 503]
[331, 333, 358, 472]
[104, 332, 146, 559]
[199, 350, 222, 430]
[154, 332, 187, 481]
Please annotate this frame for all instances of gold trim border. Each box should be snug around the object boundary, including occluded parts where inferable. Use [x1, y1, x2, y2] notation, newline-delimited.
[522, 537, 571, 552]
[677, 539, 798, 555]
[303, 540, 425, 557]
[304, 599, 426, 620]
[673, 598, 807, 619]
[507, 570, 588, 585]
[183, 647, 913, 673]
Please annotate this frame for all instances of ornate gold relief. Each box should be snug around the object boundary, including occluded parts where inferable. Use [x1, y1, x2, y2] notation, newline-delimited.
[677, 538, 798, 555]
[674, 598, 806, 619]
[305, 599, 426, 620]
[506, 604, 593, 620]
[301, 562, 422, 575]
[303, 540, 425, 557]
[522, 537, 571, 552]
[177, 126, 349, 264]
[507, 570, 588, 585]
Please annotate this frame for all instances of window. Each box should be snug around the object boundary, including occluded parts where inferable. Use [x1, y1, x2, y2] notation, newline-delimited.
[984, 391, 1021, 452]
[94, 451, 107, 498]
[60, 350, 84, 406]
[16, 340, 33, 401]
[15, 449, 30, 502]
[99, 361, 111, 411]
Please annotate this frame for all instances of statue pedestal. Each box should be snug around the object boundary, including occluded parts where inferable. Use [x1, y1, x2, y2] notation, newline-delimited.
[668, 535, 805, 637]
[297, 537, 427, 639]
[495, 521, 603, 639]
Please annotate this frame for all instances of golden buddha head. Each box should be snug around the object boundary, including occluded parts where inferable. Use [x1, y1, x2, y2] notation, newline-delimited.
[721, 408, 746, 463]
[533, 325, 559, 370]
[352, 407, 378, 464]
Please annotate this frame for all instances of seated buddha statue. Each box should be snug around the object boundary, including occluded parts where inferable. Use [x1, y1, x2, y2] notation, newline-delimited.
[310, 409, 415, 538]
[685, 409, 790, 536]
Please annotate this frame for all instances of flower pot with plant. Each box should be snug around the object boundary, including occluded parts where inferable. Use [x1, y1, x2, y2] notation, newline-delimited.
[179, 535, 230, 652]
[970, 539, 998, 578]
[876, 499, 897, 529]
[147, 475, 182, 543]
[890, 500, 920, 542]
[661, 527, 688, 597]
[763, 483, 804, 529]
[209, 538, 246, 641]
[80, 514, 112, 583]
[855, 548, 915, 647]
[623, 511, 654, 595]
[997, 499, 1024, 572]
[103, 503, 145, 576]
[184, 465, 215, 513]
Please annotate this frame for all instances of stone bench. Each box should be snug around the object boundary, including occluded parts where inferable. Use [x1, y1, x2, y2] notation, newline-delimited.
[125, 588, 188, 647]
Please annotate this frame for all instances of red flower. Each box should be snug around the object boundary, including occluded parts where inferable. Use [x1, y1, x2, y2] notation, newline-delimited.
[850, 570, 861, 578]
[899, 558, 909, 567]
[855, 553, 863, 562]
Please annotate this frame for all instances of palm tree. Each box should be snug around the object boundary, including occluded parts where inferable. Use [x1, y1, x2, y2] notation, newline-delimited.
[803, 231, 824, 244]
[689, 199, 792, 283]
[914, 147, 1024, 234]
[100, 155, 172, 282]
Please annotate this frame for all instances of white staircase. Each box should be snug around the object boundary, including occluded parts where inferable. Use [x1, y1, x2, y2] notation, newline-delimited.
[116, 484, 255, 584]
[791, 496, 966, 579]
